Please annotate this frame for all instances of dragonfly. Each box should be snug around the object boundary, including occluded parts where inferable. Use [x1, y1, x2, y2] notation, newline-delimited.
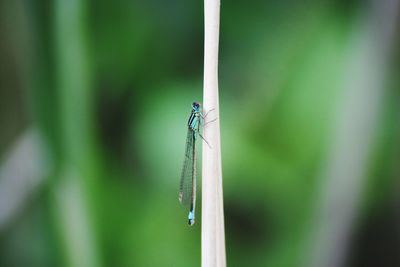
[179, 102, 211, 226]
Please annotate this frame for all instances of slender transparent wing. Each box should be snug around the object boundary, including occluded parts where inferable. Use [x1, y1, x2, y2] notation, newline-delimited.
[179, 129, 196, 206]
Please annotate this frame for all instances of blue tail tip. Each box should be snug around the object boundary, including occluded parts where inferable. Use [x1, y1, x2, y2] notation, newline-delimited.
[188, 211, 195, 226]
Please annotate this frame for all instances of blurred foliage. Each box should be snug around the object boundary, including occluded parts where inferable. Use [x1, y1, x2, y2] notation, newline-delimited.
[0, 0, 399, 267]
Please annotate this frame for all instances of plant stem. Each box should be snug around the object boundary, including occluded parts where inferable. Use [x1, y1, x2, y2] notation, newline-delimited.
[53, 1, 100, 267]
[201, 0, 226, 266]
[306, 1, 400, 267]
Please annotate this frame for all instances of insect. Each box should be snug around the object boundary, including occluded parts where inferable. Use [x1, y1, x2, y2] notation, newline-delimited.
[178, 102, 211, 226]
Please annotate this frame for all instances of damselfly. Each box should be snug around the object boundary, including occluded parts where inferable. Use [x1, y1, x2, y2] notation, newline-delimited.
[179, 102, 210, 226]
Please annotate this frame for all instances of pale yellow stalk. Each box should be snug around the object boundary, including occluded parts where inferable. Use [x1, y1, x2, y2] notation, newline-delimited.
[201, 0, 226, 266]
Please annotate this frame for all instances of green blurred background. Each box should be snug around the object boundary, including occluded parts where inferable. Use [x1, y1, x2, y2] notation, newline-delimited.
[0, 0, 399, 266]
